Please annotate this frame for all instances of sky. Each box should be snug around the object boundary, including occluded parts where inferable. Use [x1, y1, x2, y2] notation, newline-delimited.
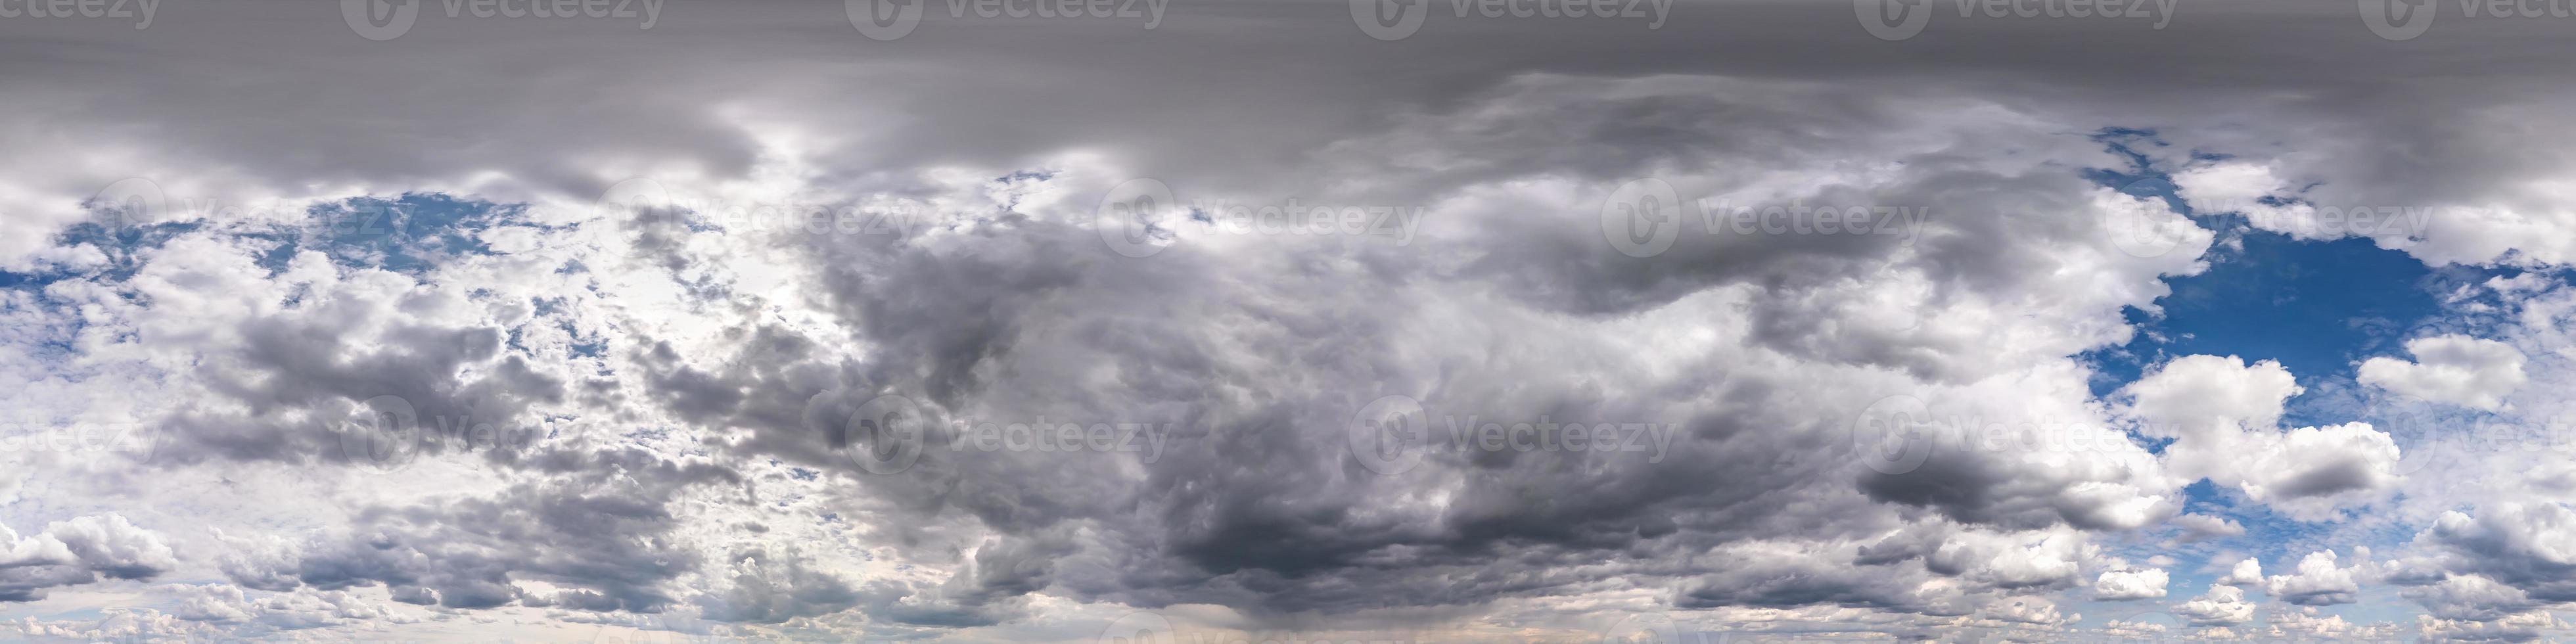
[5, 0, 2576, 641]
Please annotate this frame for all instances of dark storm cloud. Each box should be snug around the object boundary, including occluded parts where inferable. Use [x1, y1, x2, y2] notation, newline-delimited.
[11, 0, 2576, 639]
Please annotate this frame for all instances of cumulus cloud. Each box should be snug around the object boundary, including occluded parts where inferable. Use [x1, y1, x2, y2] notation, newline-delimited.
[0, 515, 175, 602]
[2123, 356, 2403, 519]
[2094, 567, 2169, 601]
[2360, 335, 2529, 411]
[2265, 550, 2366, 607]
[2173, 584, 2256, 626]
[5, 0, 2576, 641]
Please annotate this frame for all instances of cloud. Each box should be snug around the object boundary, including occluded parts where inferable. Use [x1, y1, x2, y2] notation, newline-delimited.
[4, 0, 2576, 640]
[2123, 356, 2403, 519]
[2094, 567, 2170, 601]
[0, 515, 175, 603]
[2360, 335, 2529, 411]
[2173, 584, 2255, 626]
[2265, 550, 2365, 607]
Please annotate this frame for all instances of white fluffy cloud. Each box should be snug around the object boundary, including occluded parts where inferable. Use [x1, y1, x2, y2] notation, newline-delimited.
[2360, 334, 2529, 411]
[2094, 567, 2170, 601]
[2173, 584, 2256, 626]
[2123, 356, 2403, 520]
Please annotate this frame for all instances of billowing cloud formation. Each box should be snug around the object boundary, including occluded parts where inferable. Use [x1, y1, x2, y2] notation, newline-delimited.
[2360, 334, 2529, 411]
[3, 0, 2576, 641]
[0, 515, 174, 602]
[2094, 567, 2169, 601]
